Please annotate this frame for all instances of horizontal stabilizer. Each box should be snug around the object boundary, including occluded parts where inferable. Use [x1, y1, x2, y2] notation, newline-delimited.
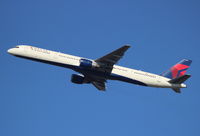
[169, 74, 191, 84]
[172, 88, 181, 93]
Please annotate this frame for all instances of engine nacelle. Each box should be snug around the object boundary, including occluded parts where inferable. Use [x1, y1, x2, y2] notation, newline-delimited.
[79, 58, 99, 69]
[71, 74, 85, 84]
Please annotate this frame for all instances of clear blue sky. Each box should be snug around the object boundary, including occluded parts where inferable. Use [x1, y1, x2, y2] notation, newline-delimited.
[0, 0, 200, 136]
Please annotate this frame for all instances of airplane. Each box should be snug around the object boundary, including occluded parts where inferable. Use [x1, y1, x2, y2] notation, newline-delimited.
[7, 45, 192, 93]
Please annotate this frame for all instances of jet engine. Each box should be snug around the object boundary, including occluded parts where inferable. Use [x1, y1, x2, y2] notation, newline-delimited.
[71, 74, 85, 84]
[79, 58, 99, 69]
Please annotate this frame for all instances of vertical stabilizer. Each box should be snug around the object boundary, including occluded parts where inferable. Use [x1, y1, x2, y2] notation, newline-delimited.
[161, 59, 192, 79]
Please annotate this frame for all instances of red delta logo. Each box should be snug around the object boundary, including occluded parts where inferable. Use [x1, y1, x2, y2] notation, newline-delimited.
[170, 64, 189, 79]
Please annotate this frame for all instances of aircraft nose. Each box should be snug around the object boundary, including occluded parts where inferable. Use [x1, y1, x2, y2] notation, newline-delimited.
[7, 48, 15, 54]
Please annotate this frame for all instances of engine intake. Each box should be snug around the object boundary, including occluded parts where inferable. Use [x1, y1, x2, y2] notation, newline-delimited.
[79, 58, 99, 69]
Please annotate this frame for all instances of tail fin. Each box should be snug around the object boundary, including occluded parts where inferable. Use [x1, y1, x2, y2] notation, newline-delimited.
[161, 59, 192, 79]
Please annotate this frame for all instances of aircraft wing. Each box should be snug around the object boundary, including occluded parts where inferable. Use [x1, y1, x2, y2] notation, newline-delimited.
[84, 74, 107, 91]
[82, 45, 130, 91]
[95, 45, 130, 71]
[91, 80, 106, 91]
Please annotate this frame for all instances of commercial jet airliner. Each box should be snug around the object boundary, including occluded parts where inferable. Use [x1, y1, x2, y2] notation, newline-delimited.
[8, 45, 192, 93]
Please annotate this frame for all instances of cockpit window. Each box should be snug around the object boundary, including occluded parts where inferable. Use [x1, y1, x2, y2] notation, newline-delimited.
[15, 46, 19, 48]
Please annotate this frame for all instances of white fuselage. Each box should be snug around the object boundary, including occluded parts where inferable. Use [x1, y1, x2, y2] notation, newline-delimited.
[7, 45, 186, 89]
